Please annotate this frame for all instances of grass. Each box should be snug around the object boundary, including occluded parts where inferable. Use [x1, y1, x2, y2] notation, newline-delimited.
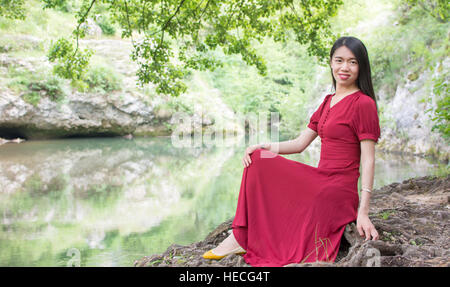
[6, 64, 67, 106]
[84, 65, 123, 94]
[378, 210, 396, 220]
[431, 161, 450, 178]
[0, 0, 76, 39]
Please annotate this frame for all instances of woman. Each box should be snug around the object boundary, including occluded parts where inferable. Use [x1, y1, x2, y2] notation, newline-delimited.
[203, 36, 381, 266]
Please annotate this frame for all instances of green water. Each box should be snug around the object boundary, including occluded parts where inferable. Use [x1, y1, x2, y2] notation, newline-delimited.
[0, 137, 441, 266]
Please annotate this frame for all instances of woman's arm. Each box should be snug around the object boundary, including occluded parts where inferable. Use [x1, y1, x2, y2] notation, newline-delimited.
[357, 139, 379, 240]
[256, 127, 319, 155]
[358, 139, 375, 215]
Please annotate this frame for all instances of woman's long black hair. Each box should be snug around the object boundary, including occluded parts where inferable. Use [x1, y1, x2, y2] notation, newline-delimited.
[329, 36, 378, 111]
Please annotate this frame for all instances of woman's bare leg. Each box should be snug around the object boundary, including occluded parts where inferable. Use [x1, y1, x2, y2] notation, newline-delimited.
[211, 231, 244, 255]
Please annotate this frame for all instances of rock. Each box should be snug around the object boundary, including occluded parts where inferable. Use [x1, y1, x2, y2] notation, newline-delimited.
[122, 134, 133, 140]
[0, 90, 158, 139]
[11, 138, 25, 143]
[135, 174, 449, 267]
[0, 137, 25, 144]
[80, 18, 103, 38]
[376, 59, 450, 162]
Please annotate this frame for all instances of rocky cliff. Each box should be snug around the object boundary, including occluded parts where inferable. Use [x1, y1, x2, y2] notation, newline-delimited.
[375, 58, 450, 162]
[0, 36, 239, 140]
[0, 87, 157, 139]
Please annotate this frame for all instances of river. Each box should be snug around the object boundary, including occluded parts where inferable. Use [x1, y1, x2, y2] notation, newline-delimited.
[0, 136, 441, 266]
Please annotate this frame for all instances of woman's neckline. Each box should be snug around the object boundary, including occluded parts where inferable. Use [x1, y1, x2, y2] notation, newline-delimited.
[328, 89, 360, 110]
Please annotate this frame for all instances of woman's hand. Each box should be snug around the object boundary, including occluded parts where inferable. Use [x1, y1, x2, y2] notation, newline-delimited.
[242, 145, 260, 168]
[356, 213, 379, 241]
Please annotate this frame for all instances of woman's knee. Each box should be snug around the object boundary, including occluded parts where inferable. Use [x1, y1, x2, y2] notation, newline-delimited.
[251, 148, 277, 161]
[250, 148, 263, 162]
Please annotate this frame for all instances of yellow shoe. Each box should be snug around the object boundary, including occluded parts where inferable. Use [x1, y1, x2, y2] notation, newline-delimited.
[202, 246, 246, 260]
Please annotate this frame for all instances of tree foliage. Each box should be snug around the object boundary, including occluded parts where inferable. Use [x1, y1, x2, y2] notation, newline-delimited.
[47, 37, 93, 82]
[0, 0, 26, 19]
[403, 0, 449, 22]
[426, 72, 449, 140]
[2, 0, 344, 97]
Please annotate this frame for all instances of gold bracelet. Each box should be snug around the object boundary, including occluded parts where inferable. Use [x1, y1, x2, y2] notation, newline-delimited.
[361, 187, 372, 193]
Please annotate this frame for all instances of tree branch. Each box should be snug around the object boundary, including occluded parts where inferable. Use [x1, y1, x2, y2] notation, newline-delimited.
[73, 0, 96, 57]
[162, 0, 186, 31]
[124, 0, 135, 45]
[149, 0, 186, 37]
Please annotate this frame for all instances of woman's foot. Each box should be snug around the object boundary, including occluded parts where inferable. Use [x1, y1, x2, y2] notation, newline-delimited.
[202, 232, 246, 259]
[212, 232, 244, 256]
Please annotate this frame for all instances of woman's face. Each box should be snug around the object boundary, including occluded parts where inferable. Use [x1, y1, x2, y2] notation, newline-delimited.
[330, 46, 359, 89]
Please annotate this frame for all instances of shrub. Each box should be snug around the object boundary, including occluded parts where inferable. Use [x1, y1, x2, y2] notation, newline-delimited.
[95, 14, 116, 36]
[84, 66, 122, 93]
[28, 76, 66, 102]
[22, 91, 41, 106]
[9, 66, 66, 106]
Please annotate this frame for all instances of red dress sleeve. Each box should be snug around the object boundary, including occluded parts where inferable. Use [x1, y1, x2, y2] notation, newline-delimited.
[352, 95, 381, 143]
[307, 94, 330, 133]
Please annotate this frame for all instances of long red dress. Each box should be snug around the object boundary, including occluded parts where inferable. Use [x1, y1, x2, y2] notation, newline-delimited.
[232, 90, 381, 267]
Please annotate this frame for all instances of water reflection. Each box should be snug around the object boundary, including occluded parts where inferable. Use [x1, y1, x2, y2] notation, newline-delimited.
[0, 137, 441, 266]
